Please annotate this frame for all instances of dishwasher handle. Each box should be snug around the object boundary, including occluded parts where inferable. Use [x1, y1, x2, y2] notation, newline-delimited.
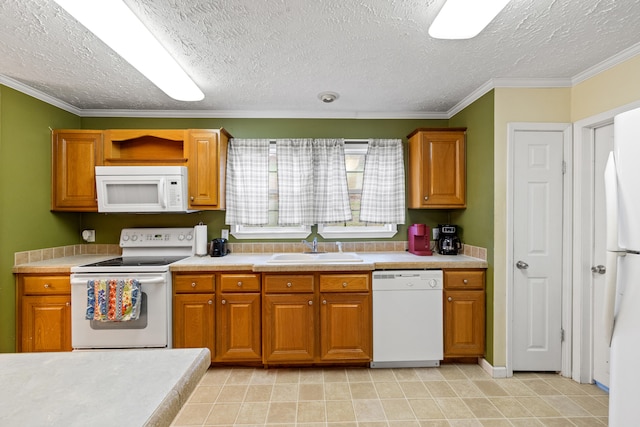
[70, 277, 165, 286]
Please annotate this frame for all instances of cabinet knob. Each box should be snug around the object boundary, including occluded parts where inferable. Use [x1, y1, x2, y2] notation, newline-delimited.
[448, 296, 453, 302]
[342, 282, 348, 288]
[44, 283, 50, 289]
[66, 302, 70, 306]
[221, 299, 226, 305]
[323, 300, 327, 305]
[237, 281, 243, 287]
[208, 300, 213, 305]
[191, 282, 197, 288]
[308, 300, 313, 305]
[287, 282, 292, 288]
[190, 196, 195, 201]
[463, 279, 468, 284]
[424, 196, 429, 201]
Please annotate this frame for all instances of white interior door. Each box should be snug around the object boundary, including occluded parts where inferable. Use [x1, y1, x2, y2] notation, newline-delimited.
[592, 124, 614, 387]
[512, 129, 565, 371]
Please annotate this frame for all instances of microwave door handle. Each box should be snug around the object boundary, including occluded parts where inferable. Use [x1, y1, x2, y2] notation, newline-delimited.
[159, 178, 166, 208]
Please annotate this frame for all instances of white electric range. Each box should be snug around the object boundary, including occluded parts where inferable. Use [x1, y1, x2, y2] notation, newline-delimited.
[70, 228, 195, 349]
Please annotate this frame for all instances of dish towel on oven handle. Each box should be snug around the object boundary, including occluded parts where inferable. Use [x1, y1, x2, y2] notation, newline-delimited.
[86, 279, 141, 321]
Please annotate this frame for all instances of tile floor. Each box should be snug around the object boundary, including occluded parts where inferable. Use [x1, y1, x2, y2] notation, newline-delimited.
[171, 364, 608, 426]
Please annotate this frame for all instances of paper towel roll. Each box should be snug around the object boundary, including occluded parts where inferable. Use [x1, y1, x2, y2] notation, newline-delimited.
[195, 224, 208, 256]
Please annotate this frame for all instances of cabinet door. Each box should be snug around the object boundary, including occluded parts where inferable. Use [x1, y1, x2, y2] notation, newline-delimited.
[217, 293, 261, 361]
[188, 130, 226, 209]
[408, 130, 466, 208]
[320, 293, 371, 361]
[21, 295, 71, 352]
[52, 131, 103, 211]
[263, 294, 315, 363]
[443, 290, 485, 357]
[173, 293, 215, 357]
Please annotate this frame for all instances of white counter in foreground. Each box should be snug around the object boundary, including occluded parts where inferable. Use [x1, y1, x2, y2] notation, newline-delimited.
[0, 348, 210, 427]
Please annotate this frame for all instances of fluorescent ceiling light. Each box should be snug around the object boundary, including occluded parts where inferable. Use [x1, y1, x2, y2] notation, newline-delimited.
[53, 0, 204, 101]
[429, 0, 511, 39]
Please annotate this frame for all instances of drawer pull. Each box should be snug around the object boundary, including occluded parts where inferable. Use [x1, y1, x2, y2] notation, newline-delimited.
[237, 281, 243, 287]
[342, 282, 348, 288]
[191, 282, 197, 288]
[44, 283, 50, 289]
[463, 279, 468, 284]
[287, 282, 292, 288]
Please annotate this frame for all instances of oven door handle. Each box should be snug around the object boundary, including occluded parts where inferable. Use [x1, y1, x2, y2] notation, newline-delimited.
[70, 277, 165, 286]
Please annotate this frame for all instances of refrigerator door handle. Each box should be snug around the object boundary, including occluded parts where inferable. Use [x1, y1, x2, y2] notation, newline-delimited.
[603, 151, 621, 345]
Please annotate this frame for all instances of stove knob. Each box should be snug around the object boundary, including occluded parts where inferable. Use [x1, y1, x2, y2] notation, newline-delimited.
[186, 233, 193, 241]
[131, 235, 138, 241]
[122, 235, 130, 241]
[178, 234, 185, 241]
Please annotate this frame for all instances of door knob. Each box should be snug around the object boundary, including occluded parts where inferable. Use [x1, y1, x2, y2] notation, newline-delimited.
[516, 260, 529, 270]
[591, 265, 606, 274]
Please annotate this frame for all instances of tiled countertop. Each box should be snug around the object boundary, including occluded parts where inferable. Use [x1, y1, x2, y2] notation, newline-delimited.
[12, 252, 487, 273]
[170, 252, 488, 272]
[0, 348, 210, 427]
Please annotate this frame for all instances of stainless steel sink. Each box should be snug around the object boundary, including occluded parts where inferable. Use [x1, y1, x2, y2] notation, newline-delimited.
[267, 252, 363, 263]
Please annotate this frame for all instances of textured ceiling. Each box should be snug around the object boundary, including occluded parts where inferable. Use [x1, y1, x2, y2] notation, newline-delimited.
[1, 0, 640, 117]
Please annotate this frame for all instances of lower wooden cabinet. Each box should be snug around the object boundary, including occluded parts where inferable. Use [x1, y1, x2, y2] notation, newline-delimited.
[173, 273, 215, 357]
[16, 274, 72, 352]
[263, 293, 316, 363]
[443, 269, 486, 358]
[173, 293, 215, 354]
[217, 274, 262, 362]
[262, 272, 371, 365]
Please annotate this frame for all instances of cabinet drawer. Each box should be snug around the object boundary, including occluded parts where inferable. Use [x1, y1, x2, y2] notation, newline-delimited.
[22, 275, 70, 295]
[264, 275, 314, 293]
[319, 274, 370, 292]
[174, 274, 215, 293]
[220, 274, 260, 292]
[444, 270, 485, 290]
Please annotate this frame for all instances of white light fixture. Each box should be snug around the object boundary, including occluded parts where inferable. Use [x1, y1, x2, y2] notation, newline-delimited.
[53, 0, 204, 101]
[429, 0, 511, 39]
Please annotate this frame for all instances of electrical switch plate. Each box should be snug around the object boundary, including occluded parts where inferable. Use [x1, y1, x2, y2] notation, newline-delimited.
[82, 229, 95, 242]
[221, 229, 229, 239]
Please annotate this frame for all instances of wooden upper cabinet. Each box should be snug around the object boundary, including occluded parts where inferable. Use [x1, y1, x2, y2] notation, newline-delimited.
[103, 129, 189, 165]
[51, 130, 103, 211]
[188, 129, 230, 209]
[407, 128, 466, 209]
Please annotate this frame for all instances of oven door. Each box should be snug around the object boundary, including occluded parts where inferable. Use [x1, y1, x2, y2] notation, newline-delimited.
[70, 272, 171, 349]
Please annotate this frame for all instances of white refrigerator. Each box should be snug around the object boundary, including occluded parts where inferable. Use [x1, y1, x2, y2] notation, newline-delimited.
[604, 106, 640, 426]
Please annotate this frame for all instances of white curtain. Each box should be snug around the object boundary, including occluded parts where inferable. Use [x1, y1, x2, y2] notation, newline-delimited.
[360, 139, 406, 224]
[276, 139, 314, 225]
[224, 138, 270, 225]
[312, 139, 352, 223]
[276, 138, 352, 226]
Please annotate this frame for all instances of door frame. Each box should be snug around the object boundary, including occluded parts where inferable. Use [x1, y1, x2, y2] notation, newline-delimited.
[506, 122, 573, 377]
[571, 100, 640, 384]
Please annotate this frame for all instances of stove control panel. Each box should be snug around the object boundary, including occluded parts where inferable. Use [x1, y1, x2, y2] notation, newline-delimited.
[120, 228, 195, 247]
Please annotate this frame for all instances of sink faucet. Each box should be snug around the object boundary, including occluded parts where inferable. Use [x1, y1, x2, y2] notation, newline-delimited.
[302, 237, 318, 253]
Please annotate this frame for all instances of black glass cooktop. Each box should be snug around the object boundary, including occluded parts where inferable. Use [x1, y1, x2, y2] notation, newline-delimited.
[81, 256, 188, 268]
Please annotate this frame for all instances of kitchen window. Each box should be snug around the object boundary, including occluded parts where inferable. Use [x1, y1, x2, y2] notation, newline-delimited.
[231, 140, 398, 239]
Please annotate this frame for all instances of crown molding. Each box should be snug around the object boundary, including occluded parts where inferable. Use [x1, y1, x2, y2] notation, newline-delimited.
[572, 41, 640, 85]
[78, 108, 449, 119]
[0, 75, 82, 116]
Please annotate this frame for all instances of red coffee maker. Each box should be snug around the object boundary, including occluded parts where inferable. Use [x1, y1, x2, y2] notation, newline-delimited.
[408, 223, 432, 256]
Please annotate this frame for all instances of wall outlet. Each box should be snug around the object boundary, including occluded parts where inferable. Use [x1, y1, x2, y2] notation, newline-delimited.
[221, 229, 229, 240]
[82, 229, 96, 243]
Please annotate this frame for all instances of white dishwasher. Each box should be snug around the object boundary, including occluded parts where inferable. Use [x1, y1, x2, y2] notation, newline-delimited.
[371, 270, 443, 368]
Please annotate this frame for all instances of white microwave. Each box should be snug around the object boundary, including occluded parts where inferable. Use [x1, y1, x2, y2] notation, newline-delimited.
[95, 166, 193, 213]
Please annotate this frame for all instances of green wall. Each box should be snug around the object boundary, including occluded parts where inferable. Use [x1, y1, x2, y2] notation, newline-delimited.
[0, 87, 82, 352]
[450, 90, 495, 364]
[1, 87, 495, 355]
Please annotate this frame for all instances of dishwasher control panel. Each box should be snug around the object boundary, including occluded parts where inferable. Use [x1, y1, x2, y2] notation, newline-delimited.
[372, 270, 443, 290]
